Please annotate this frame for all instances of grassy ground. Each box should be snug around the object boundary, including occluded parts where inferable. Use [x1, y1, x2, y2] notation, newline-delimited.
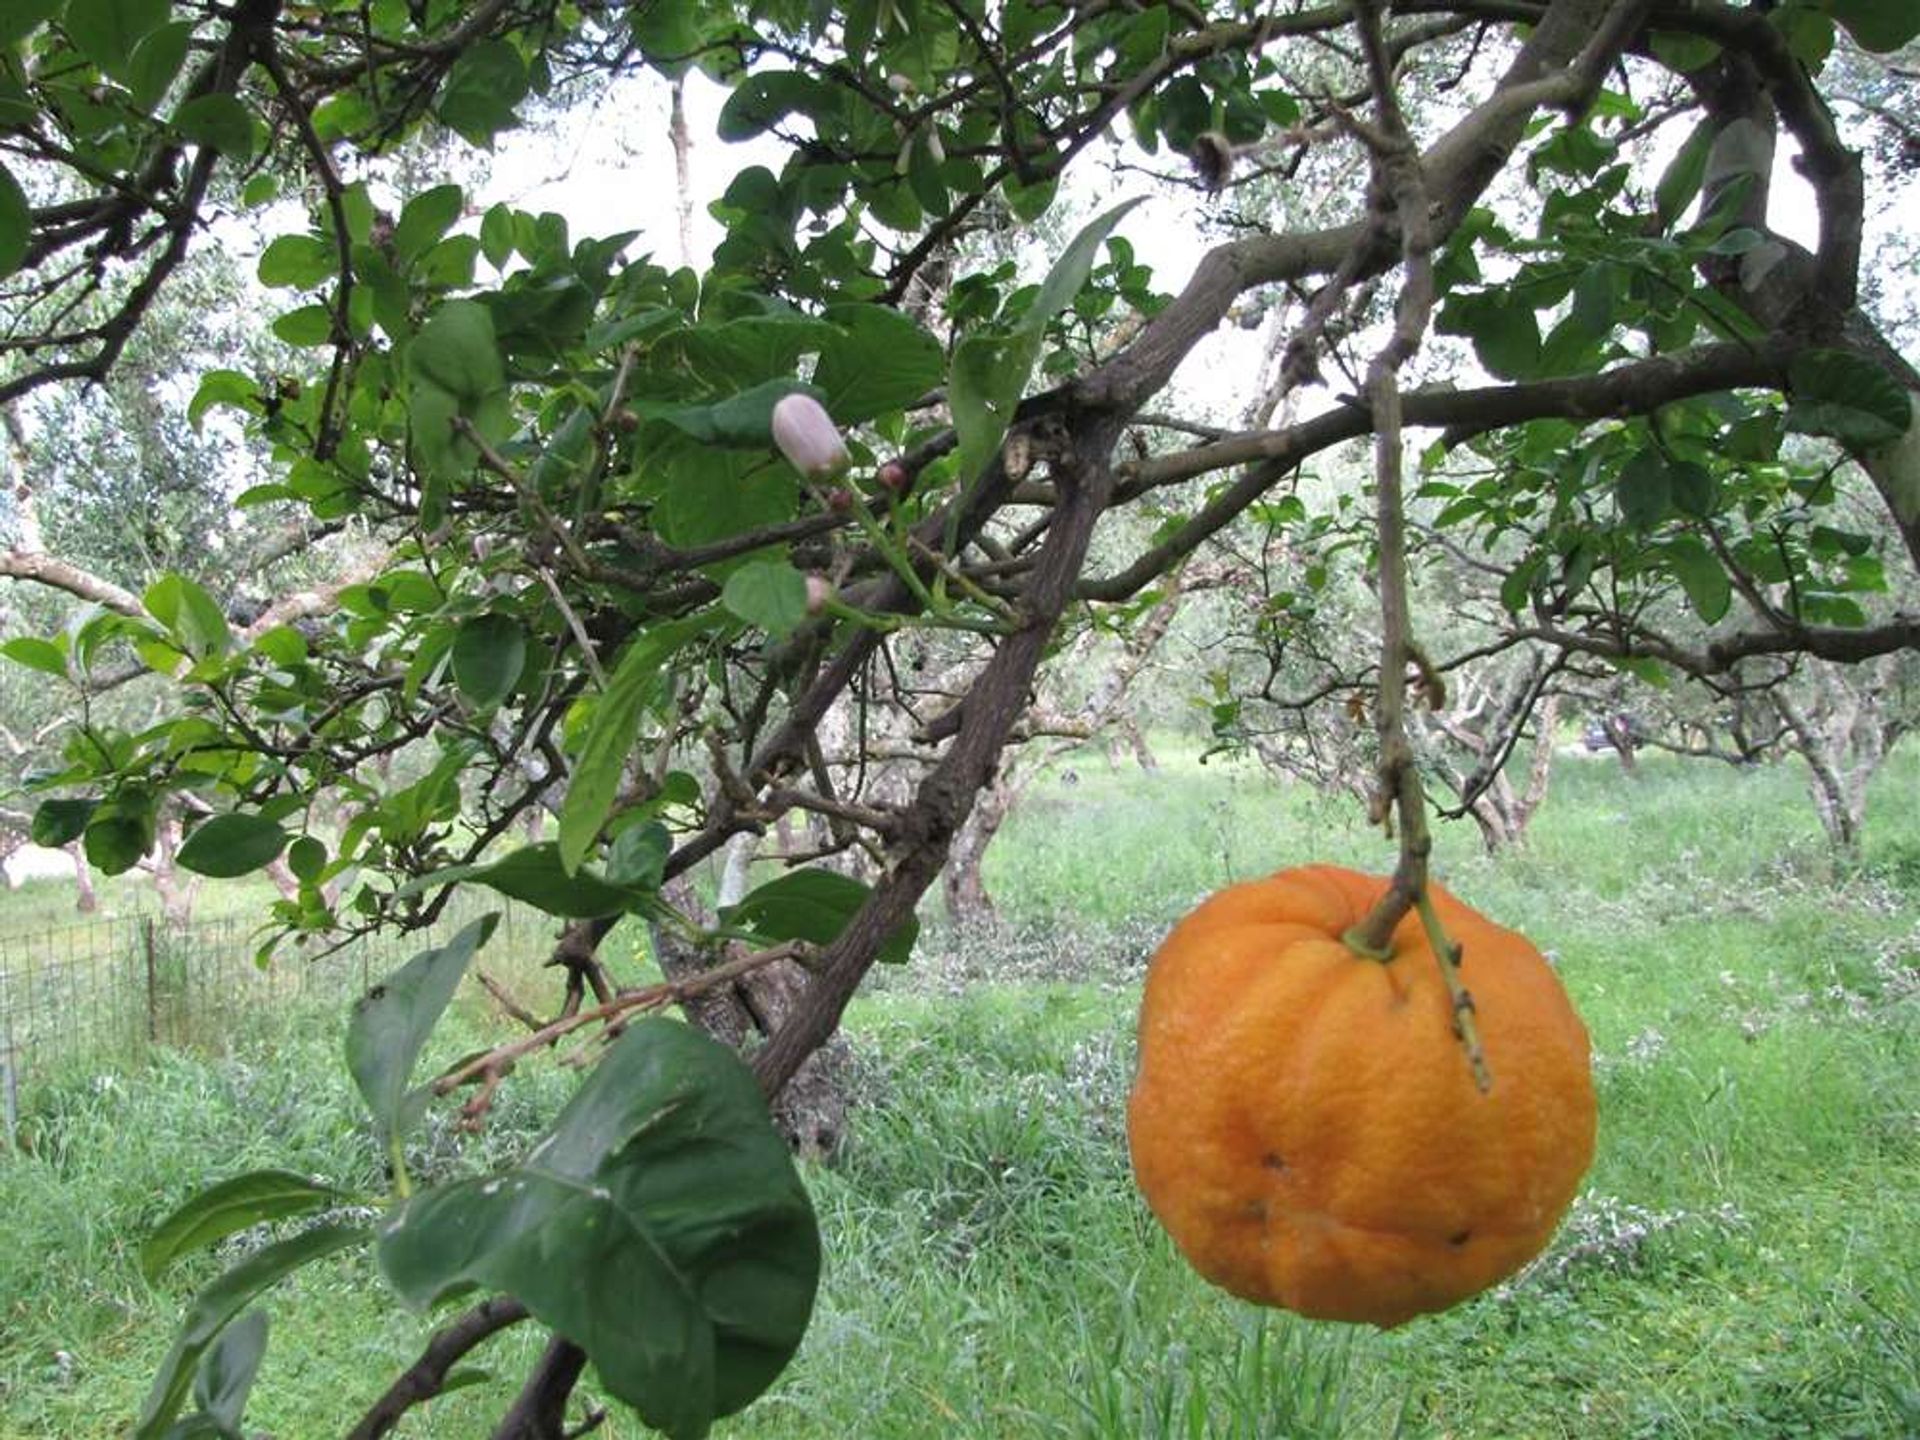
[0, 747, 1915, 1438]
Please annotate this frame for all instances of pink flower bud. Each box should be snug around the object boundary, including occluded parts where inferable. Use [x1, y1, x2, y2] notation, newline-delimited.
[805, 574, 835, 614]
[825, 487, 855, 514]
[876, 460, 910, 493]
[771, 393, 851, 480]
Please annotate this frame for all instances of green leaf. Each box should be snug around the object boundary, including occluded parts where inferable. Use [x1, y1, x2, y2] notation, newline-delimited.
[135, 1225, 367, 1440]
[606, 821, 671, 891]
[378, 1019, 820, 1440]
[393, 184, 465, 265]
[142, 1171, 346, 1284]
[0, 162, 28, 282]
[1772, 4, 1837, 67]
[1786, 349, 1913, 448]
[1669, 460, 1717, 518]
[1655, 120, 1715, 229]
[1441, 291, 1541, 380]
[0, 0, 60, 49]
[187, 371, 258, 428]
[437, 40, 528, 146]
[257, 235, 336, 290]
[1829, 0, 1920, 52]
[410, 299, 504, 403]
[950, 197, 1144, 483]
[650, 377, 819, 448]
[559, 615, 716, 873]
[31, 798, 97, 848]
[813, 305, 944, 423]
[722, 868, 918, 966]
[451, 613, 526, 710]
[270, 304, 334, 347]
[64, 0, 169, 78]
[346, 915, 499, 1144]
[1664, 535, 1732, 624]
[1615, 448, 1672, 530]
[189, 1308, 268, 1437]
[2, 636, 70, 679]
[717, 71, 830, 142]
[176, 814, 289, 879]
[171, 94, 255, 159]
[144, 573, 233, 658]
[721, 560, 810, 637]
[1648, 30, 1722, 72]
[86, 796, 157, 876]
[479, 204, 516, 269]
[412, 844, 648, 919]
[127, 20, 192, 112]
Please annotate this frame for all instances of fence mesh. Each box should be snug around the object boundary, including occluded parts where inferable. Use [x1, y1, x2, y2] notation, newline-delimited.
[0, 899, 526, 1141]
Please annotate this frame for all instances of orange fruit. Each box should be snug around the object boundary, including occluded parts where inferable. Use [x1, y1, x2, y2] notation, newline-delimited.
[1127, 864, 1595, 1327]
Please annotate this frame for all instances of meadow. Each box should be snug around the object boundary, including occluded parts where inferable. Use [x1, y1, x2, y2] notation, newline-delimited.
[1, 746, 1915, 1438]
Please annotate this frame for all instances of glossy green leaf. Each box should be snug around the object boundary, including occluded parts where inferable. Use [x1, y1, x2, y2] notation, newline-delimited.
[2, 636, 69, 679]
[722, 868, 918, 965]
[1615, 448, 1672, 530]
[346, 915, 499, 1144]
[951, 197, 1143, 483]
[394, 185, 466, 265]
[65, 0, 169, 78]
[437, 40, 528, 146]
[559, 614, 716, 873]
[1664, 535, 1732, 624]
[412, 844, 648, 918]
[144, 573, 232, 658]
[171, 94, 255, 158]
[142, 1171, 347, 1283]
[257, 235, 336, 289]
[717, 70, 830, 142]
[127, 20, 192, 112]
[1669, 461, 1717, 518]
[813, 305, 944, 422]
[721, 559, 810, 637]
[410, 299, 504, 403]
[1655, 120, 1715, 229]
[450, 613, 526, 710]
[0, 0, 60, 49]
[1786, 349, 1912, 448]
[651, 378, 819, 448]
[86, 798, 157, 876]
[187, 1308, 268, 1438]
[176, 814, 289, 879]
[378, 1019, 820, 1440]
[1829, 0, 1920, 52]
[30, 798, 97, 848]
[270, 304, 334, 347]
[0, 162, 28, 282]
[187, 370, 258, 428]
[135, 1225, 367, 1440]
[606, 821, 671, 890]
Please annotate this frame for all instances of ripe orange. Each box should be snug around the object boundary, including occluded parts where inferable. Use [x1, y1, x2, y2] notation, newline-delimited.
[1127, 864, 1595, 1327]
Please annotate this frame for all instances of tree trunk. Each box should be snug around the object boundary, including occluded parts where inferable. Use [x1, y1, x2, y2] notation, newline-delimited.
[943, 778, 1012, 926]
[654, 876, 852, 1161]
[66, 842, 98, 913]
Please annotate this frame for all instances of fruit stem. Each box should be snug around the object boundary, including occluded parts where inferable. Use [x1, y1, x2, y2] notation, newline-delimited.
[1336, 7, 1491, 1092]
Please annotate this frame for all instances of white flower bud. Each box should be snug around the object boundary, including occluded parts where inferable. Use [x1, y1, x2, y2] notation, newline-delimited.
[925, 129, 945, 165]
[887, 73, 916, 96]
[770, 393, 850, 480]
[805, 574, 834, 614]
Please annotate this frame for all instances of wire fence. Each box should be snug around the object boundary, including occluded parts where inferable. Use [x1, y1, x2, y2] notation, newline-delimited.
[0, 898, 528, 1144]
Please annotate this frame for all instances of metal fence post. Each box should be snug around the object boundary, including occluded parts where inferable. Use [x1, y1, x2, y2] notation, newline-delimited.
[144, 917, 159, 1045]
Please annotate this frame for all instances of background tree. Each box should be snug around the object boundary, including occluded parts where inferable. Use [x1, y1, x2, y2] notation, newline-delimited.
[2, 2, 1918, 1435]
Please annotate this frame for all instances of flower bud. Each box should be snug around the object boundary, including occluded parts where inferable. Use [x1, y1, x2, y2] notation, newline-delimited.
[805, 574, 835, 615]
[887, 73, 916, 96]
[876, 459, 910, 493]
[925, 129, 945, 165]
[825, 487, 855, 514]
[770, 393, 850, 480]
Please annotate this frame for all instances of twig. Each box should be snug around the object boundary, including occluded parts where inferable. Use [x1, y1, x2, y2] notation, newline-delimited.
[345, 1297, 530, 1440]
[432, 941, 814, 1099]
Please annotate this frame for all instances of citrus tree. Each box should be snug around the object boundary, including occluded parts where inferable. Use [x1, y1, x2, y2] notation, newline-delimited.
[3, 0, 1919, 1434]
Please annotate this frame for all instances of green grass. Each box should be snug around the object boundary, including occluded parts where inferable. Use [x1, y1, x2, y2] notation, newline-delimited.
[1, 748, 1916, 1437]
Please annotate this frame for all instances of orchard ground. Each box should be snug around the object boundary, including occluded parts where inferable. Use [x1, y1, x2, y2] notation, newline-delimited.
[1, 747, 1915, 1438]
